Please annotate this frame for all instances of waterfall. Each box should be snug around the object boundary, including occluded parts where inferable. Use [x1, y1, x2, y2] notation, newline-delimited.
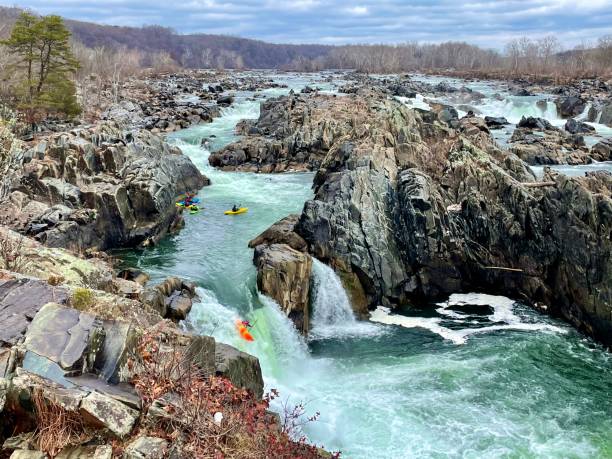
[311, 259, 357, 327]
[309, 259, 382, 339]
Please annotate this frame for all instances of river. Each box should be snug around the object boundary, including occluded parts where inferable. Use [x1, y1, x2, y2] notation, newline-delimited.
[120, 72, 612, 458]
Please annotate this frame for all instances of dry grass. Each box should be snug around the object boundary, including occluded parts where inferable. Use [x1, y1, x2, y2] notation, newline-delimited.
[131, 331, 336, 459]
[32, 390, 91, 458]
[0, 232, 29, 273]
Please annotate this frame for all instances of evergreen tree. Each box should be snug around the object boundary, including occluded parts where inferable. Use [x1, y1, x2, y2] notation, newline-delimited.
[2, 12, 80, 124]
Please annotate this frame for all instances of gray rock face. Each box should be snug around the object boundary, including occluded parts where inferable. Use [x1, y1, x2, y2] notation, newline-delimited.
[0, 277, 70, 346]
[1, 122, 208, 251]
[556, 96, 586, 118]
[591, 139, 612, 162]
[248, 214, 308, 252]
[123, 436, 168, 459]
[209, 93, 358, 172]
[80, 391, 139, 438]
[142, 276, 198, 321]
[564, 118, 595, 134]
[215, 343, 263, 399]
[24, 304, 105, 374]
[244, 92, 611, 345]
[253, 244, 312, 333]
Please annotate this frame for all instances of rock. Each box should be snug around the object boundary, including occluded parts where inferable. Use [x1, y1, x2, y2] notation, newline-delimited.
[9, 451, 47, 459]
[94, 321, 139, 384]
[116, 268, 150, 286]
[123, 436, 168, 459]
[56, 445, 113, 459]
[142, 277, 198, 321]
[511, 87, 532, 96]
[166, 292, 192, 321]
[591, 139, 612, 161]
[24, 303, 105, 374]
[80, 391, 138, 438]
[0, 277, 70, 346]
[248, 214, 307, 252]
[564, 118, 595, 134]
[215, 343, 263, 399]
[253, 244, 312, 334]
[599, 102, 612, 126]
[0, 122, 208, 252]
[484, 116, 509, 128]
[216, 95, 234, 106]
[518, 116, 555, 130]
[556, 96, 586, 118]
[0, 377, 7, 413]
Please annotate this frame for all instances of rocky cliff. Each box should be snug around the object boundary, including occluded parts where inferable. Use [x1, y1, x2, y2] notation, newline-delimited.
[0, 122, 207, 251]
[246, 93, 611, 346]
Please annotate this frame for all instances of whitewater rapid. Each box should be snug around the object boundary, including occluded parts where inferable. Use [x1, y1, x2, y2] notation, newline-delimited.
[120, 71, 612, 458]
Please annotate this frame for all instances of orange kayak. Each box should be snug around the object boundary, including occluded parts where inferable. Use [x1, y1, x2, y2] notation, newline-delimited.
[235, 319, 254, 342]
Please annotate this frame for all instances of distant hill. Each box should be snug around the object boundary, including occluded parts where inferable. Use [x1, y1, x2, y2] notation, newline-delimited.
[0, 5, 331, 69]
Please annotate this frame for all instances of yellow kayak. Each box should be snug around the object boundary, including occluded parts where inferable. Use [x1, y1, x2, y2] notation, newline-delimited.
[224, 207, 248, 215]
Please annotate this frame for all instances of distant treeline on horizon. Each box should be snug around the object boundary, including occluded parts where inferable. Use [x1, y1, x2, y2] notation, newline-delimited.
[1, 4, 611, 77]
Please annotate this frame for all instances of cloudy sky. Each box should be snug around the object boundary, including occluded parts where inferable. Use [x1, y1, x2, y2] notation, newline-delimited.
[9, 0, 612, 49]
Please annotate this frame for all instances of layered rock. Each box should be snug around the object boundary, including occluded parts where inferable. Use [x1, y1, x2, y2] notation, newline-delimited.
[209, 92, 369, 172]
[253, 244, 313, 334]
[0, 122, 207, 251]
[509, 117, 593, 165]
[247, 91, 611, 346]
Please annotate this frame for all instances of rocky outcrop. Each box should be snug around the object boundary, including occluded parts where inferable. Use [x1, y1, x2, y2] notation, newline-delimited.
[209, 93, 366, 172]
[0, 122, 208, 251]
[247, 91, 611, 346]
[214, 343, 264, 399]
[253, 244, 312, 334]
[248, 214, 308, 252]
[141, 276, 199, 321]
[509, 120, 593, 165]
[555, 96, 586, 118]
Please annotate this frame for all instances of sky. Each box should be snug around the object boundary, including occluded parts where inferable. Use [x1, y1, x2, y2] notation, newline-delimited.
[8, 0, 612, 49]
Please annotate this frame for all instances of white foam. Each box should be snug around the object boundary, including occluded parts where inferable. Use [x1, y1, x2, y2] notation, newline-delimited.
[395, 94, 431, 111]
[370, 293, 567, 345]
[370, 307, 467, 344]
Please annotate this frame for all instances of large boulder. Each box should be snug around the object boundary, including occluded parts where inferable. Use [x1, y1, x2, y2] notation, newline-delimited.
[80, 391, 138, 438]
[253, 244, 312, 333]
[215, 343, 263, 399]
[565, 118, 595, 134]
[248, 214, 308, 252]
[556, 96, 586, 118]
[0, 277, 70, 346]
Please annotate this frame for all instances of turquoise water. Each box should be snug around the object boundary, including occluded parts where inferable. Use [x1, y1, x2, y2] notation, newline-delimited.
[120, 73, 612, 459]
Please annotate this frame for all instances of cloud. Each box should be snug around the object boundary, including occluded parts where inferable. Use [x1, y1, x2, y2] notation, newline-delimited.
[7, 0, 612, 49]
[346, 5, 368, 15]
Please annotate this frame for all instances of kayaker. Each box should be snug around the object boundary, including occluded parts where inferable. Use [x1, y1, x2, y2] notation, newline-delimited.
[241, 320, 253, 328]
[232, 204, 239, 212]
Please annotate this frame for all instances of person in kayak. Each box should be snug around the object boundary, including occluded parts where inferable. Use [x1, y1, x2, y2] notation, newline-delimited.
[241, 320, 252, 328]
[185, 192, 195, 206]
[232, 204, 239, 212]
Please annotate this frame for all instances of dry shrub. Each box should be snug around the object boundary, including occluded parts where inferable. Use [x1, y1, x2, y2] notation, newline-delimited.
[70, 287, 95, 311]
[131, 331, 338, 459]
[32, 390, 91, 457]
[0, 232, 29, 273]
